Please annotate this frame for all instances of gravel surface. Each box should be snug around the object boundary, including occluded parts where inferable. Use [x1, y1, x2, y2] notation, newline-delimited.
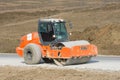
[0, 53, 120, 71]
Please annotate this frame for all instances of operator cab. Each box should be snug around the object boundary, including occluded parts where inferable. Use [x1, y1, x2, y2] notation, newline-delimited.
[38, 19, 68, 45]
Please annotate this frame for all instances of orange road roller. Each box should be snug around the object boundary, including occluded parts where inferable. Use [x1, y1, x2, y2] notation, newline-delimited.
[16, 18, 98, 66]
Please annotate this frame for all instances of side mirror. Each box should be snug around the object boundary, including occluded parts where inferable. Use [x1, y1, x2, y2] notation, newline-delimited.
[68, 21, 73, 36]
[69, 22, 73, 29]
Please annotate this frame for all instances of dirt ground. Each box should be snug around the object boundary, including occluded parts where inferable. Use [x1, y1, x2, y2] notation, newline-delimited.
[0, 66, 120, 80]
[0, 0, 120, 55]
[0, 0, 120, 79]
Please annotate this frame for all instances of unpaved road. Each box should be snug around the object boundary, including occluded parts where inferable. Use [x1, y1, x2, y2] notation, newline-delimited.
[0, 53, 120, 71]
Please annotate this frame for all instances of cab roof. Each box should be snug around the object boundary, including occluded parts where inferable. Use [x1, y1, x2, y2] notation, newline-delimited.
[39, 18, 65, 22]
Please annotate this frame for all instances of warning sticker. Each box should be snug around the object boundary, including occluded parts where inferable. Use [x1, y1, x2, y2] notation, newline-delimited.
[27, 33, 32, 41]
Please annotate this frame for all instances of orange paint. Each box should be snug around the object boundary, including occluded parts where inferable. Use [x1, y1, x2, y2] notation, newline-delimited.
[16, 32, 98, 59]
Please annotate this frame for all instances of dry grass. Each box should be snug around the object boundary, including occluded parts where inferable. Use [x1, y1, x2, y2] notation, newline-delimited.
[0, 0, 120, 55]
[0, 0, 119, 13]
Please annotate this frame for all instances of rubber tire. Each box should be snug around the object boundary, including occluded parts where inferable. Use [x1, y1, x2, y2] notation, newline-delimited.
[24, 43, 42, 64]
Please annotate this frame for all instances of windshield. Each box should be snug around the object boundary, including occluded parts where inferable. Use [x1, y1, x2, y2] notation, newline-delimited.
[38, 21, 68, 44]
[53, 22, 68, 41]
